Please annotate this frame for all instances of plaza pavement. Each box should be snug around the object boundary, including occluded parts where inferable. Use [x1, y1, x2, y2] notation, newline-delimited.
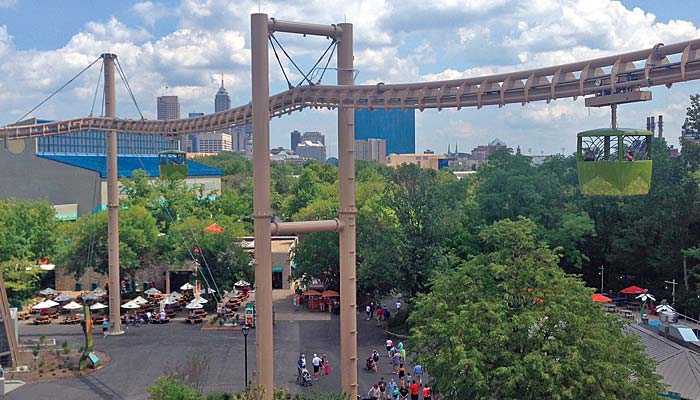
[6, 292, 407, 399]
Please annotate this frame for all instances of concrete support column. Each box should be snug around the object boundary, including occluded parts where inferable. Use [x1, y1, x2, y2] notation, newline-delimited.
[336, 23, 358, 399]
[251, 13, 274, 400]
[103, 53, 123, 335]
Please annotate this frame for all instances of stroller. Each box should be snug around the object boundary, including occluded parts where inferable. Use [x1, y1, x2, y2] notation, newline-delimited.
[297, 366, 313, 386]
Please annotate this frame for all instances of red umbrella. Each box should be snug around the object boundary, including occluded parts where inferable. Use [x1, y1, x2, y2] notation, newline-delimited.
[302, 290, 322, 297]
[620, 286, 646, 295]
[203, 223, 223, 234]
[592, 293, 612, 303]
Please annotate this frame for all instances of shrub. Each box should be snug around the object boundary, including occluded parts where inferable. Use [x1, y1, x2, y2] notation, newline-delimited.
[146, 375, 198, 400]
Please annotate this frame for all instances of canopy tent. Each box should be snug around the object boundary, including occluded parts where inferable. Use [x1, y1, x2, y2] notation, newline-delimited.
[302, 290, 322, 297]
[132, 296, 148, 305]
[90, 302, 108, 310]
[234, 280, 251, 287]
[62, 301, 82, 310]
[620, 286, 646, 295]
[203, 223, 223, 234]
[121, 301, 140, 309]
[32, 299, 60, 310]
[180, 283, 195, 290]
[321, 290, 340, 298]
[39, 288, 56, 296]
[185, 302, 204, 309]
[53, 293, 71, 302]
[145, 288, 161, 295]
[592, 293, 613, 303]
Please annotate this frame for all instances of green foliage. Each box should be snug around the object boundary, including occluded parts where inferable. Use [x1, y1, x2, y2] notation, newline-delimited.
[146, 375, 199, 400]
[0, 259, 45, 303]
[0, 199, 58, 262]
[683, 93, 700, 132]
[410, 218, 664, 399]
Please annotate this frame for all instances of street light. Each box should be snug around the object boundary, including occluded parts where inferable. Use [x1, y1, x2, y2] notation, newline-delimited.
[242, 325, 250, 389]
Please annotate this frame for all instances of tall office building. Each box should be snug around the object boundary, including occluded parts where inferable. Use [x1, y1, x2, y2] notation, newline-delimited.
[232, 124, 252, 154]
[180, 112, 204, 152]
[291, 130, 302, 151]
[296, 140, 327, 162]
[355, 138, 387, 163]
[302, 131, 325, 145]
[157, 96, 180, 120]
[214, 76, 231, 113]
[354, 109, 415, 155]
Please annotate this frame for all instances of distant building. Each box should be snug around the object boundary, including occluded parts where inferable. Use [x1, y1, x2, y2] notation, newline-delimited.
[444, 139, 509, 171]
[198, 131, 232, 154]
[270, 148, 305, 165]
[240, 236, 297, 290]
[157, 96, 180, 120]
[355, 109, 415, 155]
[296, 140, 327, 162]
[214, 76, 231, 113]
[386, 153, 447, 170]
[290, 130, 302, 151]
[470, 138, 507, 160]
[181, 112, 204, 152]
[355, 139, 387, 163]
[232, 124, 252, 154]
[301, 131, 325, 145]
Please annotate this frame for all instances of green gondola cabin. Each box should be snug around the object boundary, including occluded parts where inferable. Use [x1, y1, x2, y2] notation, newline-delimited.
[158, 150, 188, 180]
[576, 128, 653, 196]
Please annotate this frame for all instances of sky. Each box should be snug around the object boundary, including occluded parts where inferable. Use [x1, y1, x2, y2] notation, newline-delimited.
[1, 0, 700, 157]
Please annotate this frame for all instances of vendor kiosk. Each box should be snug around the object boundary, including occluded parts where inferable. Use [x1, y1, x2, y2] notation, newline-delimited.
[245, 302, 256, 328]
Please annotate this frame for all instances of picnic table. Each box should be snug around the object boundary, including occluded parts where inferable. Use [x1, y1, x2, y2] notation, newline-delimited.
[17, 311, 30, 320]
[619, 309, 635, 320]
[604, 304, 617, 313]
[194, 309, 208, 317]
[153, 317, 170, 324]
[185, 315, 203, 324]
[60, 316, 81, 325]
[34, 315, 52, 325]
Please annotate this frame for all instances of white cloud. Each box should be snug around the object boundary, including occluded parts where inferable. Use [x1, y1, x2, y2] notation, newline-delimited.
[85, 17, 152, 43]
[132, 1, 173, 27]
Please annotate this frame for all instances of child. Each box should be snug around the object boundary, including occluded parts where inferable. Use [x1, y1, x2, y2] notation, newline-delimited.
[324, 355, 330, 376]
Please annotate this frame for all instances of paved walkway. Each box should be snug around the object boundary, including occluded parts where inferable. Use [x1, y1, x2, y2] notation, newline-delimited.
[6, 291, 405, 399]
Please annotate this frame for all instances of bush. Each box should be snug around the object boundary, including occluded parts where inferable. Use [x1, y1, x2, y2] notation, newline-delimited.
[386, 307, 411, 334]
[147, 376, 198, 400]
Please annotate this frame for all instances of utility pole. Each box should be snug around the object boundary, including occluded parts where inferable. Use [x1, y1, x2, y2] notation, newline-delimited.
[599, 265, 605, 293]
[664, 279, 678, 306]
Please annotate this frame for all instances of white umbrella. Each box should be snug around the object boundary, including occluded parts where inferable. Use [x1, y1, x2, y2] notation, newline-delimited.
[39, 263, 56, 271]
[180, 283, 195, 290]
[186, 302, 203, 309]
[161, 297, 178, 305]
[204, 288, 216, 294]
[82, 293, 101, 301]
[54, 293, 71, 302]
[91, 288, 107, 296]
[192, 296, 208, 304]
[90, 302, 108, 310]
[656, 304, 675, 313]
[32, 300, 60, 310]
[121, 301, 140, 309]
[169, 291, 183, 299]
[636, 293, 656, 302]
[62, 301, 82, 310]
[132, 296, 148, 305]
[145, 288, 161, 295]
[234, 280, 250, 287]
[39, 288, 56, 296]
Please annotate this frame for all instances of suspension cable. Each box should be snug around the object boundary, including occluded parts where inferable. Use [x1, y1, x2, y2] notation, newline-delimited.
[269, 35, 294, 90]
[89, 61, 104, 117]
[269, 33, 314, 86]
[15, 56, 101, 124]
[115, 58, 145, 119]
[296, 39, 336, 87]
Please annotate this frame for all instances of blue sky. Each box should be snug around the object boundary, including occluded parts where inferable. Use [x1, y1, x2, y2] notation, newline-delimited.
[1, 0, 700, 156]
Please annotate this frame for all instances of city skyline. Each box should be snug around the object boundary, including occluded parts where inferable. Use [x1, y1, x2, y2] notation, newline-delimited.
[1, 1, 700, 157]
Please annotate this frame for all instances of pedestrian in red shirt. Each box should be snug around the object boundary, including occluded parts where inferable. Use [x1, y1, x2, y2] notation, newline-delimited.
[409, 380, 419, 400]
[376, 306, 383, 326]
[422, 384, 432, 400]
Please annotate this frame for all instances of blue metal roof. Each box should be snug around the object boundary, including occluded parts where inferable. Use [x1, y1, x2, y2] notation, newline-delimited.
[36, 154, 222, 178]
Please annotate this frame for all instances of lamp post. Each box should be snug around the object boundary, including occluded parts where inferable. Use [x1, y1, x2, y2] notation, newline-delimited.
[242, 325, 250, 389]
[664, 279, 678, 306]
[599, 265, 604, 292]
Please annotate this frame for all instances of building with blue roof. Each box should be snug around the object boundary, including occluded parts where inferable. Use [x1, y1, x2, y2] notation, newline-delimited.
[0, 118, 222, 219]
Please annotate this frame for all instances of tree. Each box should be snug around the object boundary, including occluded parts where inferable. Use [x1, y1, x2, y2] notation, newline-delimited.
[0, 199, 59, 263]
[683, 94, 700, 132]
[410, 218, 663, 399]
[0, 259, 45, 304]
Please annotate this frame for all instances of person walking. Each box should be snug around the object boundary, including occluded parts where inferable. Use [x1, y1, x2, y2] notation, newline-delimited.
[391, 380, 400, 400]
[399, 384, 409, 400]
[422, 384, 432, 400]
[397, 363, 406, 386]
[396, 300, 401, 312]
[412, 363, 423, 386]
[387, 378, 396, 400]
[366, 304, 371, 320]
[386, 338, 393, 358]
[367, 383, 382, 400]
[376, 306, 383, 326]
[102, 318, 109, 338]
[324, 356, 330, 376]
[409, 380, 420, 400]
[311, 353, 322, 380]
[372, 350, 381, 373]
[392, 348, 401, 373]
[378, 377, 387, 399]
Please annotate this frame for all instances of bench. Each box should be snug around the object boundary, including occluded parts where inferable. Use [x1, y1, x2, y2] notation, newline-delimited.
[33, 316, 52, 325]
[186, 316, 203, 324]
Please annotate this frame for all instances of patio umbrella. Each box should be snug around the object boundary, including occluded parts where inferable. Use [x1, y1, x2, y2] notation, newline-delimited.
[223, 292, 238, 299]
[90, 302, 108, 310]
[33, 300, 60, 310]
[62, 301, 82, 310]
[121, 301, 140, 309]
[132, 296, 148, 305]
[204, 288, 216, 294]
[321, 290, 340, 298]
[656, 304, 675, 313]
[180, 283, 195, 290]
[145, 288, 161, 295]
[161, 297, 178, 305]
[39, 263, 56, 271]
[592, 293, 612, 303]
[234, 280, 250, 287]
[91, 288, 107, 296]
[186, 302, 204, 309]
[192, 296, 208, 304]
[169, 291, 183, 299]
[635, 292, 656, 320]
[302, 290, 322, 297]
[620, 286, 646, 295]
[53, 293, 71, 302]
[39, 288, 56, 296]
[82, 293, 100, 302]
